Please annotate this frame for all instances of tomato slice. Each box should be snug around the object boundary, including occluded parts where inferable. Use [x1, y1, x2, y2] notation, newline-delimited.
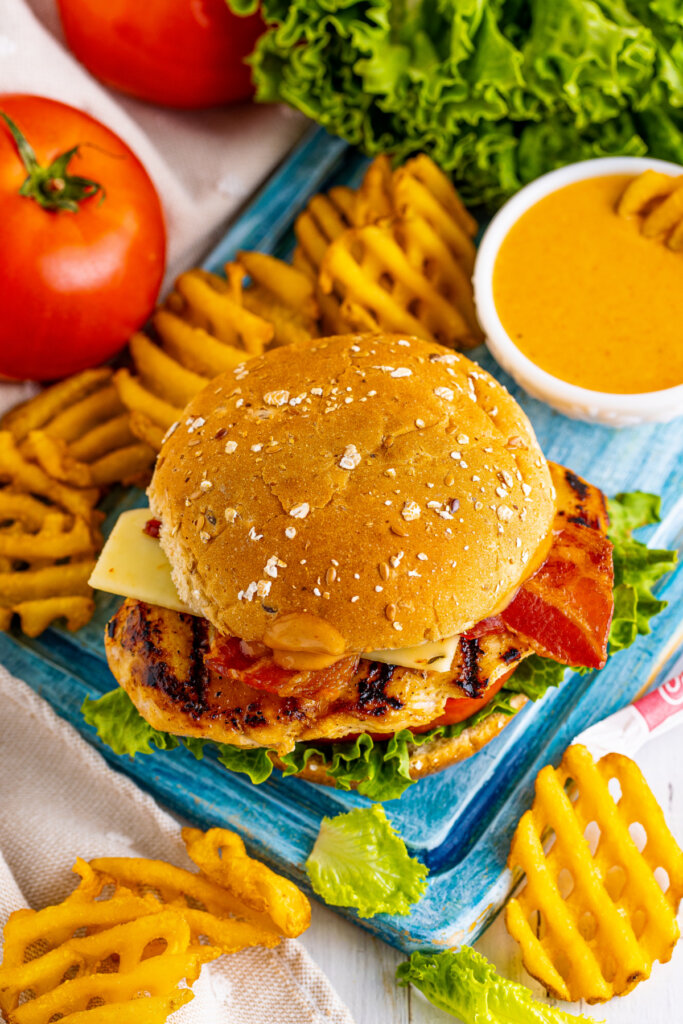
[500, 522, 614, 669]
[333, 666, 516, 744]
[410, 667, 514, 733]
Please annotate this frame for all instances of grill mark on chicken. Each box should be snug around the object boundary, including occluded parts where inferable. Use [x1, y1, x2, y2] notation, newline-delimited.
[118, 602, 211, 721]
[244, 703, 267, 727]
[184, 615, 211, 719]
[355, 662, 403, 716]
[105, 599, 535, 753]
[502, 646, 521, 664]
[565, 469, 589, 501]
[458, 636, 486, 698]
[567, 514, 591, 528]
[550, 465, 608, 534]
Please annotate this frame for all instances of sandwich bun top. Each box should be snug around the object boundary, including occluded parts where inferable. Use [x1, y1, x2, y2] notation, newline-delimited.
[149, 333, 555, 654]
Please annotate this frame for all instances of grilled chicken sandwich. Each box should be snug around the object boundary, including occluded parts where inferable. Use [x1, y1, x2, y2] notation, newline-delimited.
[96, 333, 614, 785]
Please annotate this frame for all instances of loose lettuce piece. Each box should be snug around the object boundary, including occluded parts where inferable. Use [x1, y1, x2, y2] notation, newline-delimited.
[305, 805, 428, 917]
[397, 947, 598, 1022]
[228, 0, 683, 206]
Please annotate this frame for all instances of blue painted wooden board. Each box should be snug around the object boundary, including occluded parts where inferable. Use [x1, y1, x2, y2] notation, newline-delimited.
[2, 127, 682, 952]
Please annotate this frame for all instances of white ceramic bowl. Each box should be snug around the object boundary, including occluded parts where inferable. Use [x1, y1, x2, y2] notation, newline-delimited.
[473, 157, 683, 426]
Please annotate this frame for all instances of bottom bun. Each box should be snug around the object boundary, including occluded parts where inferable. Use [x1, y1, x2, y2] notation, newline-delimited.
[272, 694, 528, 788]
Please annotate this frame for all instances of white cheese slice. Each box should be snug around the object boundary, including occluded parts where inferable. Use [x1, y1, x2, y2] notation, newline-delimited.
[89, 508, 195, 615]
[90, 508, 460, 669]
[364, 634, 459, 671]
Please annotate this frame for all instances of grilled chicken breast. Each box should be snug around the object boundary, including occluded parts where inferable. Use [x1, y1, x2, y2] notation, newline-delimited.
[105, 598, 533, 754]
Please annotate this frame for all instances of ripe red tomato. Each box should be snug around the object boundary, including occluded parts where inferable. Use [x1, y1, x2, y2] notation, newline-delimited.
[56, 0, 264, 109]
[0, 95, 165, 381]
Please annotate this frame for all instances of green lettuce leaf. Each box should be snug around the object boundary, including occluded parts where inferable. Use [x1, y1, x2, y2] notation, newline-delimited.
[228, 0, 683, 206]
[607, 492, 677, 653]
[82, 689, 181, 756]
[305, 805, 428, 916]
[397, 947, 598, 1022]
[82, 690, 276, 784]
[215, 743, 275, 784]
[83, 490, 674, 798]
[607, 490, 662, 543]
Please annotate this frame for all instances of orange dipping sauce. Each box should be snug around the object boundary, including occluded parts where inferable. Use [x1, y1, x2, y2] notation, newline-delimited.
[493, 173, 683, 394]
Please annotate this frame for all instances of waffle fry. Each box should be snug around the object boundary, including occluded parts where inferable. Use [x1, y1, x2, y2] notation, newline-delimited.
[0, 433, 98, 520]
[0, 431, 101, 635]
[319, 219, 482, 348]
[296, 153, 481, 345]
[127, 412, 168, 453]
[396, 154, 477, 237]
[393, 155, 477, 274]
[618, 171, 683, 250]
[1, 371, 156, 492]
[182, 827, 311, 938]
[0, 370, 112, 443]
[175, 270, 272, 355]
[294, 186, 359, 334]
[235, 251, 319, 347]
[152, 310, 245, 376]
[642, 183, 683, 241]
[506, 744, 683, 1003]
[114, 369, 182, 438]
[0, 828, 310, 1024]
[129, 333, 210, 409]
[20, 432, 93, 489]
[354, 154, 394, 225]
[75, 859, 282, 955]
[6, 597, 95, 638]
[294, 187, 359, 272]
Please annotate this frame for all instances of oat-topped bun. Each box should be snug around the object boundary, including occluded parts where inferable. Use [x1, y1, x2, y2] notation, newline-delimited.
[149, 333, 555, 654]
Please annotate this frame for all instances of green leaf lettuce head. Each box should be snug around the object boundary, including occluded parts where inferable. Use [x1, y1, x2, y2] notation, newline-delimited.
[397, 947, 599, 1023]
[305, 805, 428, 917]
[83, 490, 675, 799]
[225, 0, 683, 207]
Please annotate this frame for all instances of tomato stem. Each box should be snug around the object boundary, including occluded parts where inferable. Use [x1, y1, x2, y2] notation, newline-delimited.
[0, 111, 105, 213]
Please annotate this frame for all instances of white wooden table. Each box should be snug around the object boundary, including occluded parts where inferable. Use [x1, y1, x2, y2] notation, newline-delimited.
[301, 727, 683, 1023]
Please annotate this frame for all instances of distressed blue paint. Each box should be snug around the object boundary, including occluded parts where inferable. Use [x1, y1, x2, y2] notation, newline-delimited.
[2, 126, 681, 953]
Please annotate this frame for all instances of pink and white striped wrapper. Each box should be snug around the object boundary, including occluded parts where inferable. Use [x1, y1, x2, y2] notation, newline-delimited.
[575, 659, 683, 761]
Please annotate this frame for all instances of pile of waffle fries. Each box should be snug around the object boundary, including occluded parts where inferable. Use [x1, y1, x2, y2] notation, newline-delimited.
[295, 154, 482, 347]
[0, 827, 310, 1024]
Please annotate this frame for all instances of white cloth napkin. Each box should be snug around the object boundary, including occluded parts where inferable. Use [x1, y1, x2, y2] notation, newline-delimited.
[0, 664, 356, 1023]
[0, 0, 307, 282]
